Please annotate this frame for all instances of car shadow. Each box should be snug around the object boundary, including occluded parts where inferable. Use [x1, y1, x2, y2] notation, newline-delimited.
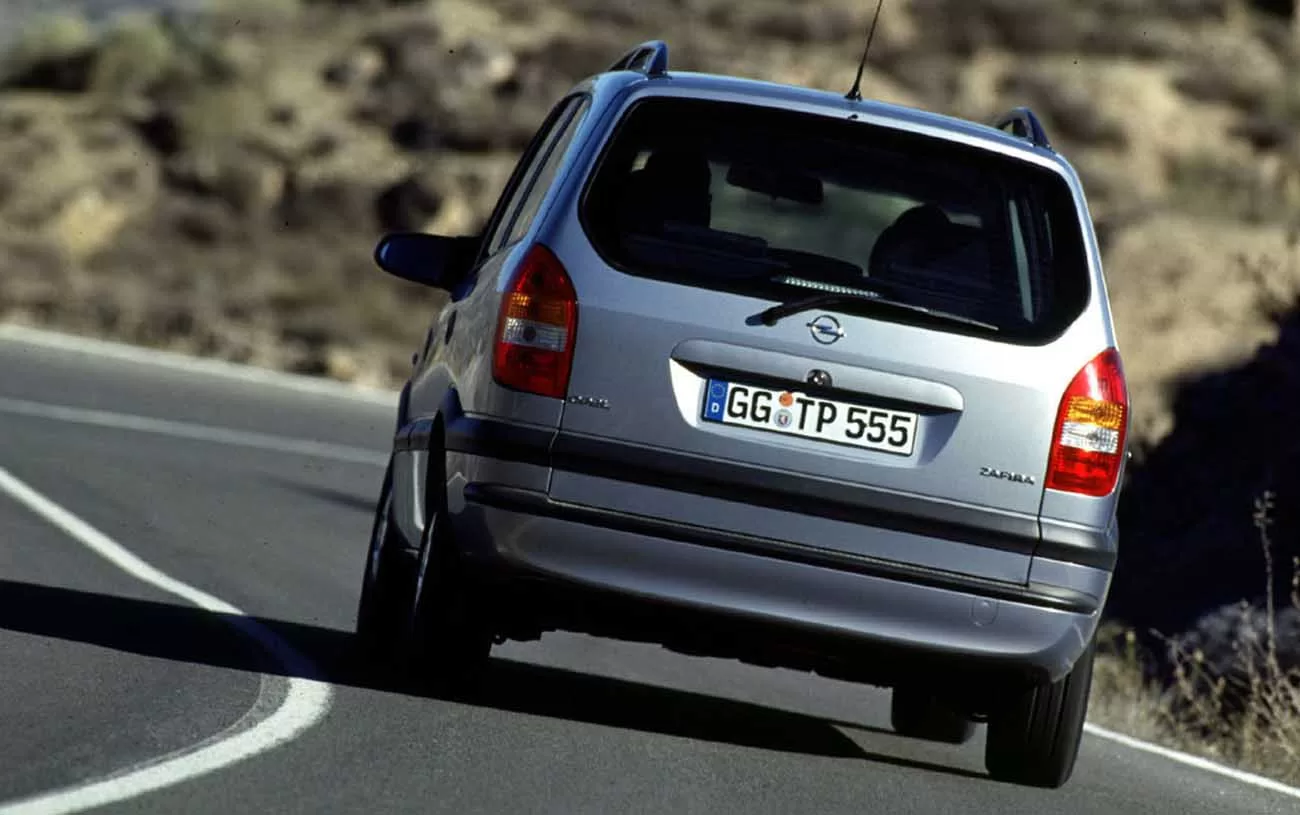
[250, 474, 1002, 779]
[261, 476, 379, 516]
[0, 578, 989, 779]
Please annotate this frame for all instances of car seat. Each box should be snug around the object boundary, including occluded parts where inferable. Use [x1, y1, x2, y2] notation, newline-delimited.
[617, 147, 713, 236]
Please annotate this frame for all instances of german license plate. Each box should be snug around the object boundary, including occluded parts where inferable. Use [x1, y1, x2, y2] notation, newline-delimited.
[701, 378, 918, 456]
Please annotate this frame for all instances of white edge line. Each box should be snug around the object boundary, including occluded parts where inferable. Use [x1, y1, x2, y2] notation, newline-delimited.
[7, 326, 1300, 802]
[0, 396, 388, 467]
[1083, 722, 1300, 800]
[0, 323, 399, 407]
[0, 468, 334, 815]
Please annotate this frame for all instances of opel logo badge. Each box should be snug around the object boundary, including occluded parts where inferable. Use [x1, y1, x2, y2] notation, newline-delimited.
[806, 314, 844, 345]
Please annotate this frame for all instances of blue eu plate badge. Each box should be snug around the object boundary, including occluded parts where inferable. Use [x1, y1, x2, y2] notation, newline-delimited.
[703, 379, 728, 422]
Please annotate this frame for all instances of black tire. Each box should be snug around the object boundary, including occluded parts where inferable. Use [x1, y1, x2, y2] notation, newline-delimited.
[984, 641, 1097, 789]
[891, 687, 976, 745]
[400, 482, 493, 697]
[354, 461, 418, 664]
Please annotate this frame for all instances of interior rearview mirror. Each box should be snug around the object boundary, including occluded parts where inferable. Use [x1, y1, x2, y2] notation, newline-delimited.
[373, 232, 480, 290]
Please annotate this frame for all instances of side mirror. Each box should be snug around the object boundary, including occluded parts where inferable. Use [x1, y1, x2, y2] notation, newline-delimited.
[373, 232, 480, 290]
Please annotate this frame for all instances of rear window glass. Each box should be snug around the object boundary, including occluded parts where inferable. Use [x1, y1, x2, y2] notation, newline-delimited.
[579, 97, 1091, 342]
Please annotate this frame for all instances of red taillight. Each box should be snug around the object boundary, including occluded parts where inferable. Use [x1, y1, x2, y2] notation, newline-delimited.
[1045, 347, 1129, 497]
[492, 243, 578, 399]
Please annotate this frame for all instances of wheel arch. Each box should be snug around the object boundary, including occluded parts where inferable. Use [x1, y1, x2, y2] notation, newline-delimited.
[392, 388, 463, 549]
[422, 410, 449, 526]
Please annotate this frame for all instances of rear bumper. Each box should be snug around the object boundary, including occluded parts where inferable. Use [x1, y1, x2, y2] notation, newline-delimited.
[406, 411, 1119, 572]
[452, 483, 1103, 687]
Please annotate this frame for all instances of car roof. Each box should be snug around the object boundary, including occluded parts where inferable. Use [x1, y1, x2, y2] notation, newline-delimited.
[585, 42, 1068, 171]
[643, 72, 1037, 150]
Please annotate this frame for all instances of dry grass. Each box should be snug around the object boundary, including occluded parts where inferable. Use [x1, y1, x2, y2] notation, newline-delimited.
[1091, 490, 1300, 786]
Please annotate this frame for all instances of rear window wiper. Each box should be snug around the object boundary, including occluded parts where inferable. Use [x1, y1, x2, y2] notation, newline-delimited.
[754, 290, 1001, 332]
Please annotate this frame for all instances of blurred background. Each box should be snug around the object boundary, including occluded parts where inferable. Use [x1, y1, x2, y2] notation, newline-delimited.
[1, 0, 1298, 772]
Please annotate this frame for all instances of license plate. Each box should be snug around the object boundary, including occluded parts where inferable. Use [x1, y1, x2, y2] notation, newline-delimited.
[701, 378, 919, 456]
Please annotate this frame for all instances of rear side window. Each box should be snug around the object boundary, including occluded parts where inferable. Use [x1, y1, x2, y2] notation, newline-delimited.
[579, 97, 1090, 342]
[503, 96, 593, 248]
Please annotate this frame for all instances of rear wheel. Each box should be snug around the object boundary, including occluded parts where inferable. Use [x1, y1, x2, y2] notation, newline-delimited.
[984, 641, 1096, 788]
[890, 687, 976, 745]
[400, 482, 493, 697]
[354, 462, 418, 665]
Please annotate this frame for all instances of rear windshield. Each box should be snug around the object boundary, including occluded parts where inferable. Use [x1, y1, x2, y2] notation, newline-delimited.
[579, 97, 1091, 342]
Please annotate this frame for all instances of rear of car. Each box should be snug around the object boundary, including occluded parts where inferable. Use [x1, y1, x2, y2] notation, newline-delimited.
[408, 68, 1128, 790]
[546, 88, 1124, 580]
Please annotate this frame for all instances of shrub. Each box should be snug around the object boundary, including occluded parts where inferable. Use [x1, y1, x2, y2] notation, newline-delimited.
[88, 13, 179, 100]
[1093, 491, 1300, 785]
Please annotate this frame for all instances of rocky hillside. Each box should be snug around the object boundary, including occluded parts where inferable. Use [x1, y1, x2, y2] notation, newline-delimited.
[0, 0, 1293, 398]
[2, 0, 1300, 677]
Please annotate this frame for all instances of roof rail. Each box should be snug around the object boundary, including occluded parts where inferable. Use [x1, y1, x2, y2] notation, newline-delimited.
[991, 106, 1052, 150]
[607, 40, 669, 77]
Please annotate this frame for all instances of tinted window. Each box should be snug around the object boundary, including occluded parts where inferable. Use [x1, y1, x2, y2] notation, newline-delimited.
[482, 95, 584, 256]
[580, 97, 1090, 342]
[501, 96, 591, 248]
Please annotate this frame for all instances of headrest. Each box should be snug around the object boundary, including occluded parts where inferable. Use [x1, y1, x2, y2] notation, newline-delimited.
[644, 148, 712, 189]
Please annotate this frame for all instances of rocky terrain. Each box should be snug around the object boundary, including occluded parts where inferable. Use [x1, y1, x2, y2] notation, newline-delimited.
[0, 0, 1295, 431]
[2, 0, 1300, 769]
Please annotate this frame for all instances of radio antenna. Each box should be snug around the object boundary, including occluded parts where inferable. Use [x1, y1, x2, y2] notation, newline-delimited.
[845, 0, 886, 102]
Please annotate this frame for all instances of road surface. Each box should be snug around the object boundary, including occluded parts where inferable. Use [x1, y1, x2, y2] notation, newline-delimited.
[0, 325, 1294, 814]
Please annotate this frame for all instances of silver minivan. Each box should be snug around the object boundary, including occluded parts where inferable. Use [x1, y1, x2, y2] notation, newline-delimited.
[353, 41, 1130, 790]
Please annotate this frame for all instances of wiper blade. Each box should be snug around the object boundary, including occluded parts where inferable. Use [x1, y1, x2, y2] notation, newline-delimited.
[755, 290, 878, 326]
[754, 291, 1000, 332]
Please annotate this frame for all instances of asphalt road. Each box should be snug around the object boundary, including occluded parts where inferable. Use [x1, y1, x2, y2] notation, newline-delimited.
[0, 326, 1295, 815]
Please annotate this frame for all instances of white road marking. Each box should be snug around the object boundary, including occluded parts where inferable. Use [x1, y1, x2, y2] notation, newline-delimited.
[1083, 723, 1300, 801]
[0, 322, 398, 406]
[0, 396, 387, 467]
[0, 467, 334, 815]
